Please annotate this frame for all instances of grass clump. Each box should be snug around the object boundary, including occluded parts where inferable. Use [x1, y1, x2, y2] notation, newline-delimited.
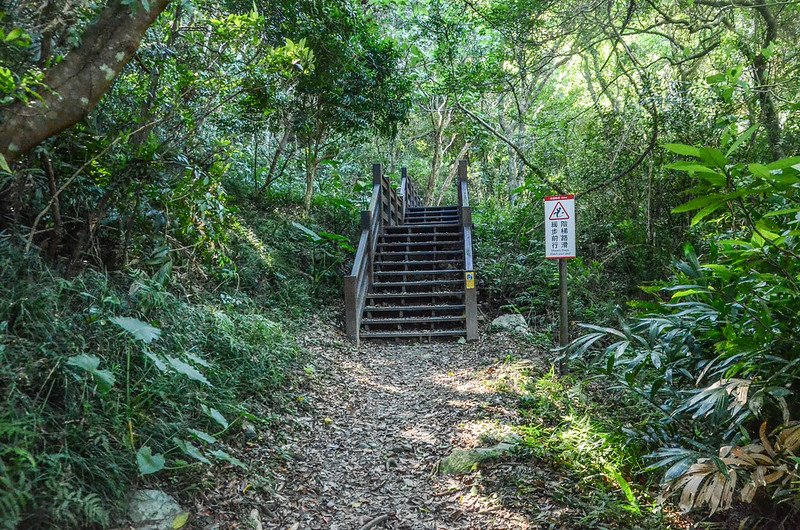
[0, 240, 299, 528]
[515, 368, 670, 529]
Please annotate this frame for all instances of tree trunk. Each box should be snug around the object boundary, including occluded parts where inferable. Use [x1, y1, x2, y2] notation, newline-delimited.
[0, 0, 171, 165]
[262, 125, 292, 193]
[751, 4, 783, 159]
[303, 144, 318, 213]
[426, 95, 451, 203]
[435, 141, 470, 206]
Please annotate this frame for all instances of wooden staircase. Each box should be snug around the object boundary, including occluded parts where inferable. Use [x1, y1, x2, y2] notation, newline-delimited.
[344, 160, 477, 342]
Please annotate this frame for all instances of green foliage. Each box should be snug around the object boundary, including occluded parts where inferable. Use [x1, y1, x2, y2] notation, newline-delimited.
[516, 369, 668, 528]
[0, 240, 299, 526]
[569, 143, 800, 517]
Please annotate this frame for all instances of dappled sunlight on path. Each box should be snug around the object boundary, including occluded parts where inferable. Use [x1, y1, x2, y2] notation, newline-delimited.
[259, 320, 542, 529]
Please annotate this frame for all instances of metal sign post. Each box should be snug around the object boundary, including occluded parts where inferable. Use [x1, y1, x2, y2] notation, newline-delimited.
[544, 195, 576, 353]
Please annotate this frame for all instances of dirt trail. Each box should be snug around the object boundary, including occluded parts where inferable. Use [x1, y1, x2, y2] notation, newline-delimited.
[259, 323, 547, 530]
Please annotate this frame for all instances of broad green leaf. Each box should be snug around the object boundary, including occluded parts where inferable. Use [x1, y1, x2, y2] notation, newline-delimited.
[761, 42, 776, 60]
[174, 438, 210, 464]
[664, 161, 726, 186]
[691, 201, 726, 226]
[66, 354, 115, 392]
[111, 316, 161, 343]
[764, 173, 800, 185]
[748, 163, 771, 179]
[662, 143, 700, 157]
[187, 428, 217, 444]
[754, 220, 780, 241]
[766, 156, 800, 170]
[201, 405, 229, 429]
[143, 351, 168, 372]
[165, 356, 211, 386]
[136, 446, 165, 475]
[209, 449, 246, 469]
[172, 512, 189, 529]
[0, 153, 11, 173]
[726, 124, 757, 156]
[764, 208, 800, 217]
[672, 195, 720, 214]
[696, 172, 727, 186]
[185, 352, 211, 368]
[699, 147, 728, 169]
[291, 221, 321, 241]
[671, 289, 710, 299]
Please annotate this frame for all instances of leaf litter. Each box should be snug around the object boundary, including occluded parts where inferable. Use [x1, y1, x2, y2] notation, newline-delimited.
[190, 317, 684, 529]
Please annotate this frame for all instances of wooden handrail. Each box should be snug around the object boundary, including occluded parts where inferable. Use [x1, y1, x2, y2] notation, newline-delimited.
[345, 163, 411, 341]
[458, 159, 478, 341]
[400, 167, 422, 222]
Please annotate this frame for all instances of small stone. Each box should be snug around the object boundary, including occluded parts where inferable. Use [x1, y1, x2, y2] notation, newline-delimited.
[490, 314, 529, 334]
[438, 442, 516, 475]
[128, 489, 187, 530]
[247, 508, 263, 530]
[242, 421, 257, 440]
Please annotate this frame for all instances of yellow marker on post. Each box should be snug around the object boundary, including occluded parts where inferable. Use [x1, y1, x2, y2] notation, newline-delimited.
[465, 271, 475, 289]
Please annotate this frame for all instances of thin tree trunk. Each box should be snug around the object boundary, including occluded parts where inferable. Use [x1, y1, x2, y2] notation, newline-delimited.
[303, 144, 319, 213]
[262, 125, 292, 193]
[42, 153, 63, 259]
[435, 141, 470, 206]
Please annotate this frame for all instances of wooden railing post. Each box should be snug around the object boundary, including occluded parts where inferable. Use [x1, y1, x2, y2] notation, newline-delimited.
[344, 275, 358, 339]
[344, 163, 385, 342]
[458, 159, 478, 341]
[400, 166, 408, 222]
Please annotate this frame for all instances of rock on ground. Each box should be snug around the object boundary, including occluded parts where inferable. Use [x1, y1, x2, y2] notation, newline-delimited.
[128, 489, 187, 530]
[490, 314, 529, 334]
[438, 442, 516, 475]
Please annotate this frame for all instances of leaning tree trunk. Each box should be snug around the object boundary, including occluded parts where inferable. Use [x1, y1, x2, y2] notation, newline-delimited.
[0, 0, 171, 165]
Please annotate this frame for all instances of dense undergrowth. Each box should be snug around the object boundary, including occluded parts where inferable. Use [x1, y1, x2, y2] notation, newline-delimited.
[563, 146, 800, 524]
[0, 193, 354, 528]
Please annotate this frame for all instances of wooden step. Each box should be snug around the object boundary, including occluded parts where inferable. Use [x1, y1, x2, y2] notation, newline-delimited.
[377, 241, 461, 249]
[362, 315, 465, 325]
[362, 304, 466, 312]
[374, 269, 464, 276]
[359, 329, 466, 339]
[407, 206, 458, 212]
[380, 233, 461, 241]
[403, 214, 459, 220]
[386, 223, 461, 231]
[372, 279, 463, 288]
[366, 291, 464, 299]
[375, 259, 463, 267]
[376, 250, 463, 257]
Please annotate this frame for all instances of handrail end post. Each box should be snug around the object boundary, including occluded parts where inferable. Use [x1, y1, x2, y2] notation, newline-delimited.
[372, 163, 382, 185]
[344, 275, 359, 342]
[465, 282, 478, 341]
[458, 159, 468, 182]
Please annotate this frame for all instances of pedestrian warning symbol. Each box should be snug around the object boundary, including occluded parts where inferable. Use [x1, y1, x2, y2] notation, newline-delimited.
[543, 195, 576, 259]
[548, 201, 570, 220]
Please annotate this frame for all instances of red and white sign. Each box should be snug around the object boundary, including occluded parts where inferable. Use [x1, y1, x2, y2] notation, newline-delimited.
[544, 195, 575, 259]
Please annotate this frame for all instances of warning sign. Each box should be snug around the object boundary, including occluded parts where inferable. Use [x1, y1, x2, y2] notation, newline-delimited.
[548, 201, 570, 220]
[544, 195, 575, 259]
[465, 271, 475, 289]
